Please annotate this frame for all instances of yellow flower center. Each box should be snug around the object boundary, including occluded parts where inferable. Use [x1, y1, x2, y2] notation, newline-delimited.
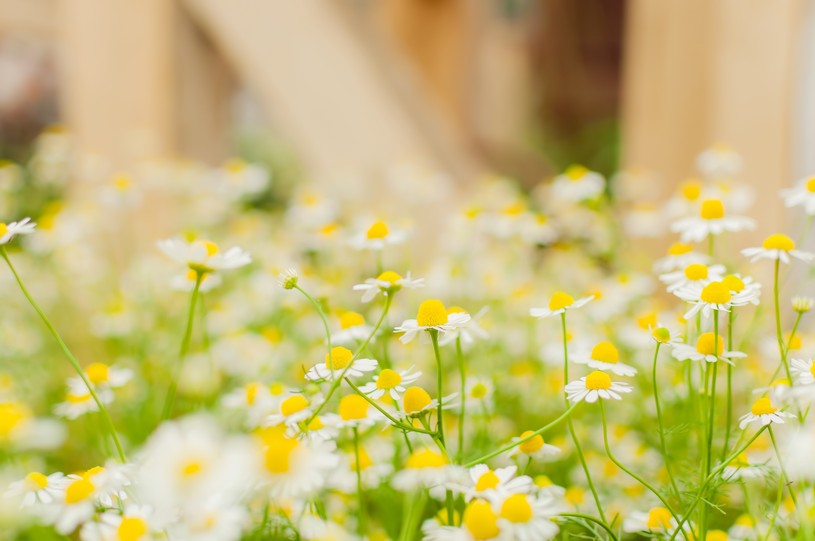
[326, 346, 354, 370]
[447, 306, 469, 315]
[636, 312, 658, 330]
[684, 263, 709, 281]
[700, 282, 732, 304]
[181, 460, 204, 477]
[66, 393, 92, 404]
[245, 383, 260, 406]
[585, 371, 612, 390]
[565, 487, 584, 505]
[280, 395, 309, 417]
[807, 178, 815, 193]
[502, 202, 526, 216]
[696, 333, 725, 356]
[470, 383, 488, 399]
[706, 530, 728, 541]
[65, 478, 95, 504]
[416, 299, 448, 327]
[475, 470, 501, 491]
[668, 242, 693, 256]
[306, 416, 324, 431]
[462, 500, 500, 540]
[735, 514, 754, 527]
[500, 494, 533, 523]
[118, 517, 148, 541]
[646, 507, 673, 530]
[198, 240, 219, 256]
[590, 341, 619, 364]
[338, 394, 369, 421]
[565, 164, 588, 181]
[265, 436, 299, 474]
[112, 174, 131, 191]
[366, 221, 389, 239]
[0, 402, 28, 437]
[751, 397, 777, 416]
[84, 362, 110, 385]
[535, 475, 553, 488]
[518, 431, 544, 454]
[680, 180, 702, 201]
[352, 447, 373, 470]
[25, 472, 48, 490]
[0, 223, 7, 237]
[339, 311, 365, 329]
[548, 291, 575, 311]
[224, 158, 245, 173]
[700, 199, 725, 220]
[722, 274, 745, 292]
[788, 333, 803, 350]
[405, 448, 447, 469]
[403, 386, 432, 413]
[377, 270, 402, 284]
[375, 369, 402, 390]
[810, 364, 815, 378]
[652, 327, 672, 343]
[762, 233, 795, 251]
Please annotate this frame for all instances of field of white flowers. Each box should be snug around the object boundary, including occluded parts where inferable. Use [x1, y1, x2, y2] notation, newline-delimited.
[1, 131, 814, 541]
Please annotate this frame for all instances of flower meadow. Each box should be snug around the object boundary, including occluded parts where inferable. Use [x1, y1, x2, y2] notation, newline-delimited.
[2, 134, 815, 541]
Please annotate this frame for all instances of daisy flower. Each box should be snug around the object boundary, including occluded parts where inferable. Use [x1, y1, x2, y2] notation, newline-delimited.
[53, 473, 103, 534]
[722, 452, 767, 481]
[650, 325, 684, 347]
[80, 505, 154, 541]
[463, 378, 495, 413]
[278, 268, 299, 290]
[792, 296, 814, 313]
[157, 237, 251, 274]
[358, 366, 422, 400]
[573, 341, 637, 376]
[653, 242, 710, 273]
[460, 465, 533, 501]
[550, 164, 605, 202]
[529, 291, 594, 319]
[221, 382, 277, 427]
[392, 448, 461, 492]
[738, 397, 795, 429]
[423, 499, 500, 541]
[741, 234, 814, 264]
[495, 493, 561, 541]
[54, 386, 114, 420]
[171, 269, 222, 292]
[399, 386, 458, 419]
[675, 279, 760, 319]
[509, 431, 561, 461]
[71, 362, 132, 391]
[781, 175, 815, 215]
[331, 311, 373, 345]
[439, 306, 489, 346]
[671, 333, 746, 365]
[623, 507, 679, 535]
[565, 371, 632, 404]
[304, 346, 377, 382]
[660, 263, 725, 293]
[332, 394, 382, 428]
[790, 358, 815, 385]
[0, 217, 36, 245]
[670, 198, 754, 243]
[6, 471, 69, 508]
[394, 299, 471, 344]
[352, 270, 424, 303]
[349, 220, 407, 251]
[264, 393, 315, 427]
[696, 144, 743, 178]
[259, 431, 339, 499]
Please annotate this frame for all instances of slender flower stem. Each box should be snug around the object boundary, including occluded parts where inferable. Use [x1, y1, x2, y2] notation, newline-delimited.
[560, 312, 606, 523]
[773, 260, 793, 382]
[353, 427, 365, 535]
[430, 330, 446, 446]
[652, 342, 680, 500]
[464, 403, 578, 467]
[456, 337, 466, 463]
[2, 248, 127, 462]
[344, 378, 435, 435]
[599, 402, 685, 539]
[700, 311, 720, 538]
[722, 310, 734, 462]
[162, 271, 203, 420]
[768, 428, 797, 507]
[560, 513, 620, 541]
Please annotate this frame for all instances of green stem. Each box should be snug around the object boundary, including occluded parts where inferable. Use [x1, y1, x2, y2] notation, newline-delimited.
[773, 259, 793, 382]
[353, 427, 365, 535]
[456, 337, 466, 463]
[700, 311, 720, 538]
[652, 342, 680, 501]
[344, 378, 436, 435]
[430, 330, 445, 446]
[721, 310, 734, 463]
[1, 247, 127, 462]
[560, 513, 620, 541]
[769, 427, 796, 507]
[162, 271, 203, 420]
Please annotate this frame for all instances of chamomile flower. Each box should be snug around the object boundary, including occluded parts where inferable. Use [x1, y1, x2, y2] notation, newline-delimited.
[790, 358, 815, 385]
[258, 430, 339, 499]
[738, 397, 794, 429]
[550, 164, 606, 202]
[529, 291, 594, 319]
[54, 387, 114, 420]
[278, 268, 299, 290]
[697, 144, 743, 178]
[352, 270, 424, 303]
[221, 382, 277, 427]
[660, 263, 725, 293]
[650, 325, 684, 347]
[358, 366, 422, 400]
[53, 473, 102, 534]
[71, 362, 132, 391]
[671, 333, 746, 364]
[0, 217, 36, 245]
[157, 237, 251, 274]
[623, 507, 679, 534]
[350, 220, 407, 251]
[264, 393, 315, 427]
[394, 300, 471, 344]
[392, 448, 459, 492]
[741, 234, 814, 264]
[332, 394, 382, 428]
[792, 296, 814, 313]
[653, 242, 710, 273]
[331, 311, 374, 344]
[80, 505, 154, 541]
[722, 452, 766, 481]
[463, 378, 495, 413]
[671, 198, 754, 243]
[675, 279, 760, 319]
[423, 499, 500, 541]
[304, 346, 378, 382]
[781, 175, 815, 215]
[171, 269, 222, 292]
[565, 371, 632, 403]
[460, 465, 533, 501]
[439, 306, 489, 346]
[399, 386, 458, 419]
[573, 341, 637, 376]
[495, 493, 561, 541]
[6, 471, 69, 507]
[509, 431, 561, 461]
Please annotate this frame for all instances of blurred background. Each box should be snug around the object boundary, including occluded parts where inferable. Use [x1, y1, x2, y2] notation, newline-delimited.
[0, 0, 813, 232]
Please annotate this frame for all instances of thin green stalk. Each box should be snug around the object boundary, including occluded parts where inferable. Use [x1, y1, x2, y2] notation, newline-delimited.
[773, 260, 793, 382]
[721, 310, 734, 463]
[560, 513, 620, 541]
[430, 330, 446, 446]
[456, 337, 466, 463]
[652, 342, 680, 500]
[162, 271, 203, 420]
[769, 427, 797, 507]
[353, 427, 365, 535]
[700, 311, 720, 538]
[1, 247, 127, 462]
[344, 378, 436, 435]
